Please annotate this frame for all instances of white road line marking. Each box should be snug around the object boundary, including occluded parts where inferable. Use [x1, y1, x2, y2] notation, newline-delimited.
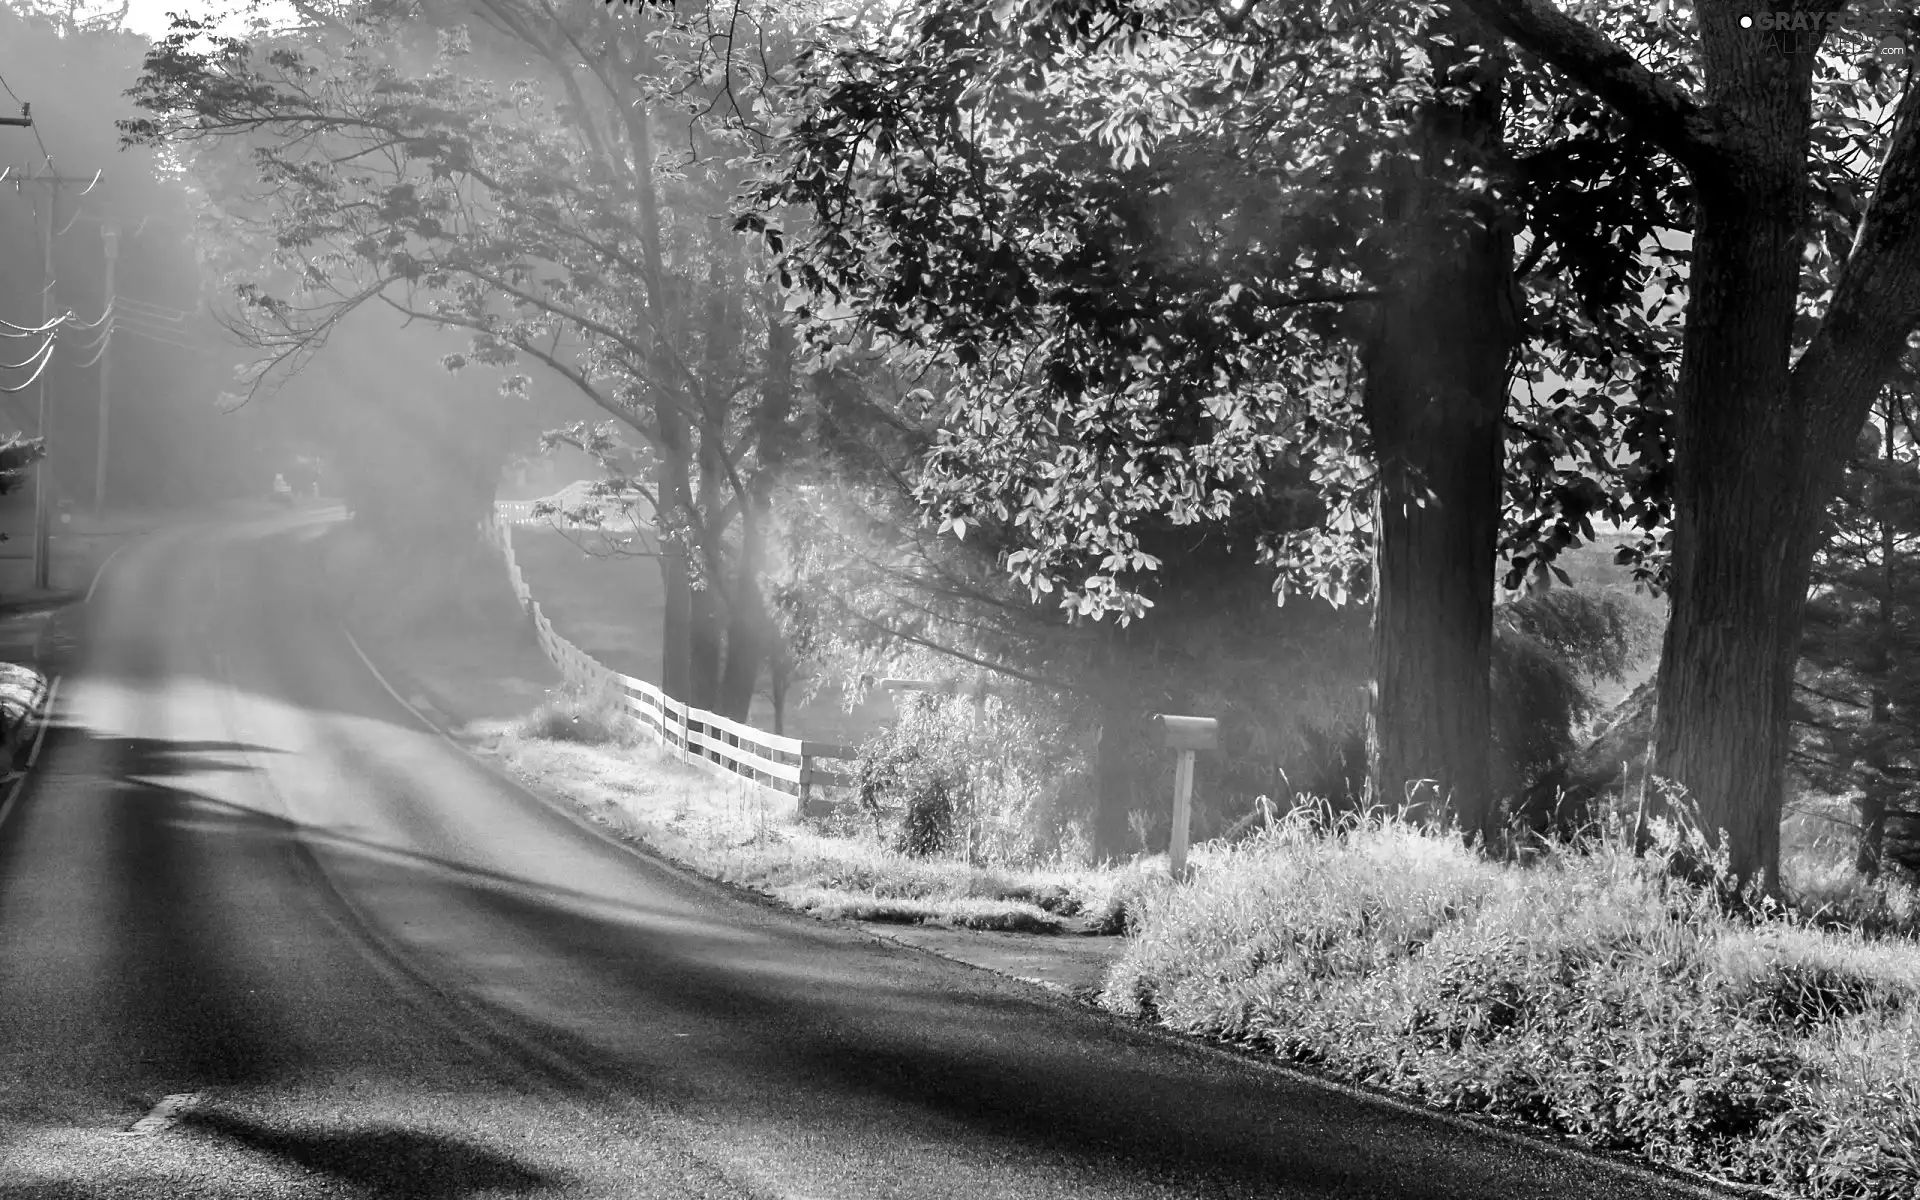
[116, 1092, 201, 1137]
[84, 533, 140, 605]
[339, 624, 447, 737]
[0, 675, 60, 834]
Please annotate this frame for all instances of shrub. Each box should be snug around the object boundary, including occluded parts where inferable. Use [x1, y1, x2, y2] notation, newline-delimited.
[855, 694, 973, 857]
[851, 689, 1083, 864]
[1283, 586, 1662, 827]
[511, 679, 634, 746]
[895, 773, 959, 857]
[1086, 862, 1176, 936]
[1100, 801, 1920, 1199]
[1497, 586, 1663, 686]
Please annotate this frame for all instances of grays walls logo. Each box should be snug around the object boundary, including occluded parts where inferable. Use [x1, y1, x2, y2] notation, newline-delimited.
[1738, 10, 1909, 61]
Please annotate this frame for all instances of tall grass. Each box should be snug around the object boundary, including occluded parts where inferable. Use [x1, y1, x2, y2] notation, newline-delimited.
[1102, 803, 1920, 1198]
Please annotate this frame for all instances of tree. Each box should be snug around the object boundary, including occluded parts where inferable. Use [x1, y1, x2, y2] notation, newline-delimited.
[772, 370, 1372, 857]
[0, 436, 46, 503]
[750, 0, 1695, 847]
[126, 0, 821, 719]
[1795, 382, 1920, 877]
[1458, 0, 1920, 889]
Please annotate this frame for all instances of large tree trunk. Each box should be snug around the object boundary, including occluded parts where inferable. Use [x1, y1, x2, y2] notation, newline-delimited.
[655, 373, 700, 703]
[716, 595, 768, 721]
[716, 501, 771, 721]
[769, 654, 790, 738]
[716, 299, 799, 723]
[1361, 26, 1515, 847]
[687, 580, 723, 712]
[1457, 0, 1920, 894]
[660, 547, 692, 702]
[1649, 66, 1814, 893]
[616, 92, 707, 709]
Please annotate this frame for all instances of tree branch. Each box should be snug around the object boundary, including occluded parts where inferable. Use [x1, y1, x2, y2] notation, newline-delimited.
[1455, 0, 1729, 178]
[1795, 77, 1920, 464]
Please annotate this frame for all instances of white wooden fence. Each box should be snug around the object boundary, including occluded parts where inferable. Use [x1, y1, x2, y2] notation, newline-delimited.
[482, 507, 855, 804]
[494, 498, 646, 532]
[494, 499, 543, 526]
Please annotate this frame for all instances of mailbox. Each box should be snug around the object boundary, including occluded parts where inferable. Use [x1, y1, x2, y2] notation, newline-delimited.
[1153, 714, 1219, 753]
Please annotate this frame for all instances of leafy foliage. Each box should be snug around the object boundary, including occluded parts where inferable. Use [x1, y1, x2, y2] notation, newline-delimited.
[125, 0, 831, 711]
[852, 689, 1091, 864]
[0, 436, 46, 502]
[748, 0, 1693, 620]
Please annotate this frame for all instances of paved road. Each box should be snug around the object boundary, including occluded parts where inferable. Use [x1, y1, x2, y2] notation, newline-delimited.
[0, 514, 1708, 1198]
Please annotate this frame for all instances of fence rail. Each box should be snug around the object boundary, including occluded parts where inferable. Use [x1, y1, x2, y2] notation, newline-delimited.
[494, 498, 646, 532]
[483, 507, 855, 803]
[494, 499, 544, 526]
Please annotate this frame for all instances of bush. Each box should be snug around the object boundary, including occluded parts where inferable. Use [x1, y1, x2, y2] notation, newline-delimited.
[1086, 863, 1176, 936]
[1100, 802, 1920, 1199]
[1283, 586, 1662, 828]
[852, 689, 1082, 864]
[511, 680, 634, 746]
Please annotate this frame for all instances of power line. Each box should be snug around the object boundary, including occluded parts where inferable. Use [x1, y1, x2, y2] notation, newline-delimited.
[0, 340, 53, 393]
[115, 295, 190, 322]
[108, 316, 203, 353]
[0, 313, 65, 337]
[69, 330, 109, 370]
[4, 165, 103, 589]
[0, 337, 53, 371]
[0, 70, 61, 175]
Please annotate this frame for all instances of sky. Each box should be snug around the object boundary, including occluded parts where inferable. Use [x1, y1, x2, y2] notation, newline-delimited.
[121, 0, 298, 38]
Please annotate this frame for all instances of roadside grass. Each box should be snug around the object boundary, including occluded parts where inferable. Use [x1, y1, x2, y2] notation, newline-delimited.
[1101, 803, 1920, 1200]
[482, 691, 1160, 932]
[1781, 793, 1920, 940]
[482, 657, 1920, 1198]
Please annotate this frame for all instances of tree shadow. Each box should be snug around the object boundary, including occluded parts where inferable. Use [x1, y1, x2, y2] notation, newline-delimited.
[4, 716, 1659, 1200]
[179, 1108, 568, 1198]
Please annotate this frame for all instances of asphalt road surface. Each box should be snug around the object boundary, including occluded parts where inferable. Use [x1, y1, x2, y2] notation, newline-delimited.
[0, 513, 1712, 1199]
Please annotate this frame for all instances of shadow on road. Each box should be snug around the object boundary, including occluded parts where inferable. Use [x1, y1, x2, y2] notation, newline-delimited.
[180, 1108, 569, 1198]
[5, 717, 1569, 1199]
[3, 685, 1682, 1197]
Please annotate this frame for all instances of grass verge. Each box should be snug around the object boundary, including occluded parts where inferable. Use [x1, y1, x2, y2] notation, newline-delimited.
[1100, 804, 1920, 1200]
[483, 692, 1164, 934]
[486, 687, 1920, 1198]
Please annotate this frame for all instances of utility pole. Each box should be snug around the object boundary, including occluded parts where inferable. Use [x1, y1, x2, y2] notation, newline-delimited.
[95, 222, 116, 515]
[6, 167, 103, 591]
[0, 102, 30, 129]
[30, 174, 56, 591]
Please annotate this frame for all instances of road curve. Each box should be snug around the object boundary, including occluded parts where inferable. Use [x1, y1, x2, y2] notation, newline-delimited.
[1, 513, 1709, 1199]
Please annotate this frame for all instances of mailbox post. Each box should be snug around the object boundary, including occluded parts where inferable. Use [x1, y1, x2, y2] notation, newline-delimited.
[1153, 714, 1218, 879]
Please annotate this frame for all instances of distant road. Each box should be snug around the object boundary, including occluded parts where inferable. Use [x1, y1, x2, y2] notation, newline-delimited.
[0, 513, 1712, 1198]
